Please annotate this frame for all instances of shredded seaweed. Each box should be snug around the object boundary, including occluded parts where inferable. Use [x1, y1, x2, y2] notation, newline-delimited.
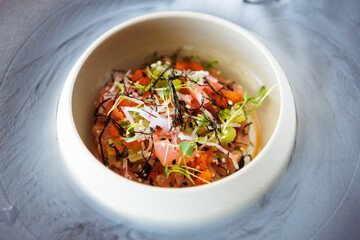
[108, 143, 128, 160]
[241, 122, 252, 135]
[136, 162, 153, 180]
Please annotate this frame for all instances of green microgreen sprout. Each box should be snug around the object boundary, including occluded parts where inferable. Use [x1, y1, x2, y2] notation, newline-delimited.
[178, 134, 209, 158]
[164, 164, 211, 185]
[179, 141, 195, 157]
[131, 82, 148, 93]
[165, 164, 195, 185]
[193, 133, 208, 145]
[134, 102, 145, 109]
[204, 60, 219, 69]
[122, 122, 145, 142]
[219, 104, 246, 131]
[156, 87, 171, 99]
[194, 113, 210, 125]
[164, 135, 213, 185]
[241, 84, 277, 115]
[115, 82, 125, 94]
[219, 84, 277, 129]
[106, 96, 126, 116]
[174, 83, 191, 91]
[120, 121, 129, 128]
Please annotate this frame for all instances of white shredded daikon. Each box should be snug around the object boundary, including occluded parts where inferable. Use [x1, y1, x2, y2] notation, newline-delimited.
[178, 132, 195, 141]
[163, 143, 170, 165]
[121, 106, 169, 131]
[203, 109, 215, 121]
[121, 107, 135, 125]
[125, 96, 144, 105]
[177, 92, 192, 104]
[220, 123, 241, 128]
[123, 70, 132, 90]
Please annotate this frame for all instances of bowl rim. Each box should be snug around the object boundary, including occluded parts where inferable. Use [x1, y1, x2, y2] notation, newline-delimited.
[57, 10, 296, 229]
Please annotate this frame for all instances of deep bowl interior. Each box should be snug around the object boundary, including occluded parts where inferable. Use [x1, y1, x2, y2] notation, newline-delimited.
[72, 15, 280, 154]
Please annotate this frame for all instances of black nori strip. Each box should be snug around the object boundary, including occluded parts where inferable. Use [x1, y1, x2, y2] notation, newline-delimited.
[202, 95, 223, 109]
[94, 113, 127, 137]
[203, 77, 228, 109]
[242, 122, 252, 135]
[94, 98, 111, 116]
[238, 158, 245, 169]
[147, 65, 172, 91]
[164, 75, 184, 130]
[136, 162, 152, 180]
[108, 143, 122, 161]
[239, 154, 252, 170]
[216, 163, 228, 176]
[226, 83, 234, 91]
[108, 143, 128, 159]
[111, 119, 127, 137]
[140, 134, 154, 163]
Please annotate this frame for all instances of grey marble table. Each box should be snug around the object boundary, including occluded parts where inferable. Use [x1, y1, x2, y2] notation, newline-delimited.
[1, 0, 360, 239]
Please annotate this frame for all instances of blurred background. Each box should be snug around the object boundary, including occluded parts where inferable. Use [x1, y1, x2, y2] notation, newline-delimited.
[0, 0, 359, 239]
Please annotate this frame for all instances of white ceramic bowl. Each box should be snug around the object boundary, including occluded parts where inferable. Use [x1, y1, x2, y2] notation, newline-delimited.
[57, 11, 296, 232]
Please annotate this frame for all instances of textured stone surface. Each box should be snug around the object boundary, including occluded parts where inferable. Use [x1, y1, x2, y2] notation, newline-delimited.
[0, 0, 359, 239]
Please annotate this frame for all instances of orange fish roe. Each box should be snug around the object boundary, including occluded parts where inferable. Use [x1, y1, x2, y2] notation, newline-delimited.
[131, 69, 150, 86]
[148, 171, 159, 185]
[122, 140, 142, 149]
[189, 149, 214, 171]
[175, 61, 204, 71]
[109, 124, 120, 138]
[211, 90, 244, 108]
[223, 90, 243, 104]
[108, 142, 123, 155]
[196, 169, 213, 185]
